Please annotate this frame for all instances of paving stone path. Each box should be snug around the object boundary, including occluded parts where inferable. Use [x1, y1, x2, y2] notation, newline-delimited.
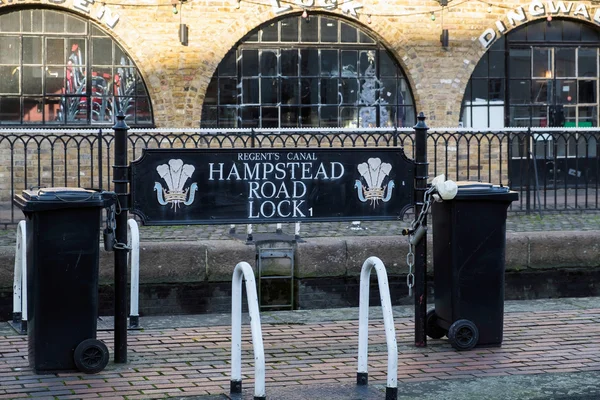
[1, 298, 599, 399]
[2, 211, 600, 248]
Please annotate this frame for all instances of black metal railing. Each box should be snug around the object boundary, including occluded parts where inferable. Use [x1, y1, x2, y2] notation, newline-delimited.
[1, 127, 598, 226]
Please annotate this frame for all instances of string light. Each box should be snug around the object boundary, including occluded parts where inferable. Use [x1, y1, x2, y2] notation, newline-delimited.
[226, 0, 510, 20]
[367, 14, 372, 24]
[236, 0, 240, 9]
[301, 9, 308, 19]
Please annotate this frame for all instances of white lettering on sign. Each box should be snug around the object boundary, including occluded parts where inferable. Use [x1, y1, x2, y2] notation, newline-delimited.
[341, 1, 363, 17]
[573, 3, 590, 19]
[249, 199, 306, 218]
[506, 7, 527, 26]
[208, 160, 345, 182]
[269, 0, 292, 13]
[479, 28, 496, 48]
[496, 20, 508, 33]
[0, 0, 120, 28]
[479, 1, 598, 48]
[96, 5, 119, 29]
[270, 0, 362, 19]
[547, 1, 572, 15]
[73, 0, 94, 13]
[529, 0, 545, 16]
[209, 152, 346, 219]
[318, 0, 337, 10]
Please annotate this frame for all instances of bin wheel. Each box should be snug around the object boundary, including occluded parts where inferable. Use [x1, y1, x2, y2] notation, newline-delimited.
[448, 319, 479, 351]
[74, 339, 109, 374]
[425, 310, 447, 339]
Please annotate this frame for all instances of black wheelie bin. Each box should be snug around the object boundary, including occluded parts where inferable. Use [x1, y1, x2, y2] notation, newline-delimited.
[426, 182, 518, 351]
[14, 187, 114, 374]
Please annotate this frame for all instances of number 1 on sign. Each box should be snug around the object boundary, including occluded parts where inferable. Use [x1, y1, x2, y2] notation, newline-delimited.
[308, 207, 313, 216]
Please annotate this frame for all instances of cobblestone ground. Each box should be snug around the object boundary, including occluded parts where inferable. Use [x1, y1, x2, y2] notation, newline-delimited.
[0, 299, 599, 399]
[129, 210, 600, 242]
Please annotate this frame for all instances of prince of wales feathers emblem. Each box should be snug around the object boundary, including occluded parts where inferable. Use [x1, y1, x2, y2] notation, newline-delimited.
[354, 157, 395, 207]
[154, 159, 198, 210]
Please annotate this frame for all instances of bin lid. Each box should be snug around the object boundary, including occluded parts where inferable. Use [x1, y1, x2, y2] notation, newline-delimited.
[453, 181, 519, 202]
[13, 187, 110, 212]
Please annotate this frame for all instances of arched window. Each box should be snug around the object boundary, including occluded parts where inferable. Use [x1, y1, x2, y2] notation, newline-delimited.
[201, 14, 415, 128]
[461, 18, 600, 129]
[0, 8, 153, 126]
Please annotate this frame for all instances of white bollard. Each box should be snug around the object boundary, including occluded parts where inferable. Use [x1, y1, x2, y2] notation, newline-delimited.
[231, 262, 266, 400]
[357, 256, 398, 400]
[12, 221, 27, 333]
[127, 219, 140, 328]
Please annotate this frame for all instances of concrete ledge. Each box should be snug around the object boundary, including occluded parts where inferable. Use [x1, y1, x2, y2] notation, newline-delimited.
[524, 231, 600, 269]
[1, 231, 599, 290]
[97, 240, 256, 284]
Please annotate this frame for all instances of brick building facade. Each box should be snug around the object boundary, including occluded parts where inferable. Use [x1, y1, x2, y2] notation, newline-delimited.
[2, 0, 600, 129]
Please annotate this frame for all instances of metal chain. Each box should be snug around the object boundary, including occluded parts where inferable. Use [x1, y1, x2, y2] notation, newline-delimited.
[406, 185, 436, 297]
[106, 204, 131, 251]
[410, 185, 436, 231]
[406, 241, 414, 297]
[107, 204, 116, 231]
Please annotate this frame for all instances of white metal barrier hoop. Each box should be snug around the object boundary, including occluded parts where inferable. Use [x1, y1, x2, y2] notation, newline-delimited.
[357, 256, 398, 400]
[12, 221, 27, 333]
[127, 219, 140, 328]
[12, 219, 141, 333]
[230, 261, 266, 400]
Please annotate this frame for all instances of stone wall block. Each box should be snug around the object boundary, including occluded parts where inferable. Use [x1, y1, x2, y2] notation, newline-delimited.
[203, 240, 256, 281]
[345, 236, 408, 276]
[527, 231, 600, 270]
[99, 241, 207, 284]
[295, 238, 347, 278]
[504, 232, 529, 272]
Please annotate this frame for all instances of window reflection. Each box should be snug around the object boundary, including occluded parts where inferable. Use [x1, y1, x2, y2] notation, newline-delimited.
[0, 9, 153, 126]
[462, 18, 600, 129]
[201, 15, 415, 128]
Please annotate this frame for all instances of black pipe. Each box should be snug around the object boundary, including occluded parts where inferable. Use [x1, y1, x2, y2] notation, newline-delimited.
[413, 112, 429, 347]
[112, 111, 129, 363]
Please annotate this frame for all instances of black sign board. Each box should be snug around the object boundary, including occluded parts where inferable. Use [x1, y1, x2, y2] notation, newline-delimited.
[130, 148, 414, 225]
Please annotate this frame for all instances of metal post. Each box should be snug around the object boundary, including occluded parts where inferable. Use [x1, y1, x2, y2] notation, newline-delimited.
[113, 112, 129, 363]
[525, 128, 531, 214]
[413, 112, 429, 347]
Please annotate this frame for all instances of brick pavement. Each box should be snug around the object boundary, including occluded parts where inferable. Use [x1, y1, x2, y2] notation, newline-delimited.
[1, 299, 600, 399]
